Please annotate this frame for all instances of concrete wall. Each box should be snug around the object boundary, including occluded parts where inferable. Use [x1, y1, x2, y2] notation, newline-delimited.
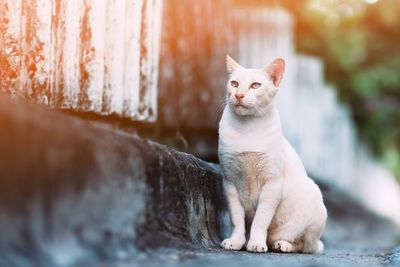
[0, 95, 226, 266]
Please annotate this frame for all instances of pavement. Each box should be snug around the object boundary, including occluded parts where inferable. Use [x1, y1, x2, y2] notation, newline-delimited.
[81, 246, 400, 267]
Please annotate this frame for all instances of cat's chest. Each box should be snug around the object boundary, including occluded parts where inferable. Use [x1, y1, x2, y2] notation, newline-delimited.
[221, 151, 282, 183]
[221, 152, 280, 211]
[219, 124, 282, 154]
[219, 123, 285, 185]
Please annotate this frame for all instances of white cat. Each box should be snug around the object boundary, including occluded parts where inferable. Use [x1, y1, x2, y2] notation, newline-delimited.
[218, 55, 327, 253]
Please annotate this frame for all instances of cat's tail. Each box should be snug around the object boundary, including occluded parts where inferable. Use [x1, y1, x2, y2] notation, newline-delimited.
[316, 240, 324, 253]
[302, 239, 324, 254]
[302, 221, 326, 253]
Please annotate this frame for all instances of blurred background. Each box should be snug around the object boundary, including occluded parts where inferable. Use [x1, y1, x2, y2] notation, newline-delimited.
[1, 0, 400, 225]
[157, 0, 400, 225]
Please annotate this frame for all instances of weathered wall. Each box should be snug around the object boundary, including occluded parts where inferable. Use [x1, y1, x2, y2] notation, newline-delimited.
[0, 0, 162, 121]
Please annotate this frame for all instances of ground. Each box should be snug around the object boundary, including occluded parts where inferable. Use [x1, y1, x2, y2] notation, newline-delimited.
[84, 246, 400, 267]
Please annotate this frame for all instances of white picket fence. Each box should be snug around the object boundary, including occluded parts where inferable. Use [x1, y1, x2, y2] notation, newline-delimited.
[0, 0, 162, 121]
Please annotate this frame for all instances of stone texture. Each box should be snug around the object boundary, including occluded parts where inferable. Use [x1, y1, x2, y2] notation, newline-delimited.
[0, 94, 225, 266]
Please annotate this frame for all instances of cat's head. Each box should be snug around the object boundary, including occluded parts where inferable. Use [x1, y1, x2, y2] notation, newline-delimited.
[225, 55, 285, 117]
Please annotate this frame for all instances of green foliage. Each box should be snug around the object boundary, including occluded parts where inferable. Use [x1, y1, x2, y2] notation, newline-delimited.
[280, 0, 400, 180]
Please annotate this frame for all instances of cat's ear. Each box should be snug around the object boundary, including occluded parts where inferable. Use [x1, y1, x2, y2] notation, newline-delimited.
[264, 58, 285, 87]
[226, 54, 242, 74]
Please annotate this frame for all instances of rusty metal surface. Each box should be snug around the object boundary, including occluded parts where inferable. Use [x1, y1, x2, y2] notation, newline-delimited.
[0, 0, 162, 121]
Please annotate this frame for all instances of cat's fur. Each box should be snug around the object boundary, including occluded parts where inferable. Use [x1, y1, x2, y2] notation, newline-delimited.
[218, 55, 327, 253]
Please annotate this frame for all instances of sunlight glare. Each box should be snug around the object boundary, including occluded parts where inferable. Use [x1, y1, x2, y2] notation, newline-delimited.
[364, 0, 379, 4]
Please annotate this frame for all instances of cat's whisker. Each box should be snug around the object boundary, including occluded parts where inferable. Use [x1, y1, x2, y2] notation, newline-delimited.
[213, 98, 228, 122]
[242, 101, 266, 116]
[253, 103, 266, 115]
[218, 99, 228, 113]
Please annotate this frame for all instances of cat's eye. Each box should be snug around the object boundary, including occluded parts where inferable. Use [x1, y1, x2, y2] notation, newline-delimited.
[250, 82, 261, 89]
[230, 80, 239, 87]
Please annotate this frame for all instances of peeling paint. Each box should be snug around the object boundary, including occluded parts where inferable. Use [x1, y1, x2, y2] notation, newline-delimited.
[0, 0, 162, 122]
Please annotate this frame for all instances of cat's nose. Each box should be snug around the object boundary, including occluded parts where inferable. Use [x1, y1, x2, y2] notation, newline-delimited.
[235, 93, 245, 101]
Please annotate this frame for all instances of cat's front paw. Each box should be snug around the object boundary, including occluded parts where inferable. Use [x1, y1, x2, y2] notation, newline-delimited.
[246, 239, 268, 253]
[220, 237, 245, 250]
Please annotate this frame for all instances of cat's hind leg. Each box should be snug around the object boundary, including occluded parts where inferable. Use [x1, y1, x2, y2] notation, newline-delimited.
[267, 221, 305, 253]
[269, 223, 324, 253]
[271, 240, 296, 253]
[268, 223, 324, 253]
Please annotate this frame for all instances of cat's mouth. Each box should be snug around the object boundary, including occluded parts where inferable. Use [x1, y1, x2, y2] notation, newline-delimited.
[234, 103, 250, 109]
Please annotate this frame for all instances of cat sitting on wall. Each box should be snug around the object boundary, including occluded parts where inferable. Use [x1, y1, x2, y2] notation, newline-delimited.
[218, 55, 327, 253]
